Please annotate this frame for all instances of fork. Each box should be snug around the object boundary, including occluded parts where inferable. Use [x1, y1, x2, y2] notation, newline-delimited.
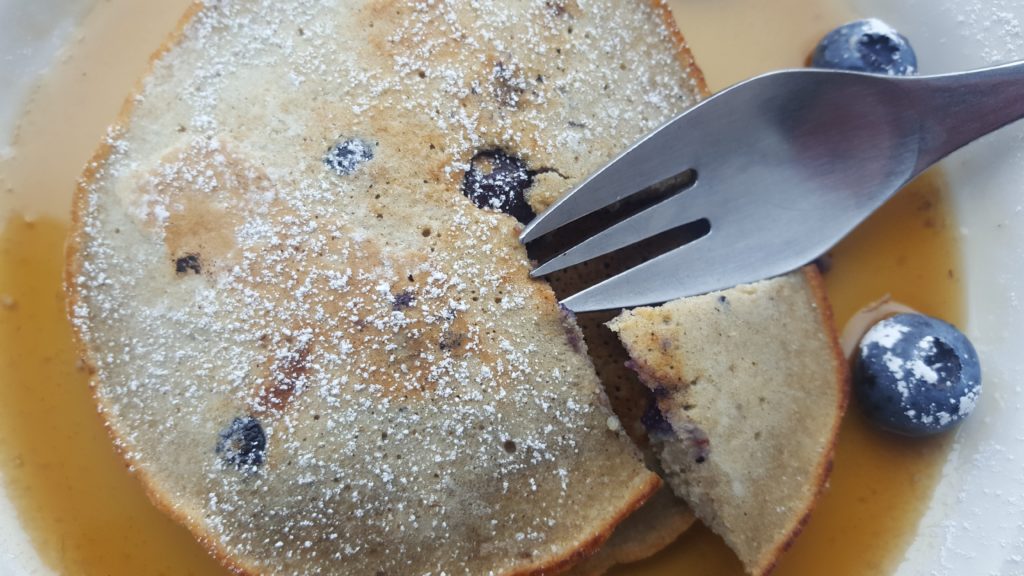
[521, 61, 1024, 312]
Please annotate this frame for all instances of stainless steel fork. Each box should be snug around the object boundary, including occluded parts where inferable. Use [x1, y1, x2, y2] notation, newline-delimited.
[522, 61, 1024, 312]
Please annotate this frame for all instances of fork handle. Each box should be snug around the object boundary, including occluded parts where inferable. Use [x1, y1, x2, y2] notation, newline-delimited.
[908, 60, 1024, 175]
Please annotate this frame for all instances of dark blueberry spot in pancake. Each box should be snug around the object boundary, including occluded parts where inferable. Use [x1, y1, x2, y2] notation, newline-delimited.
[461, 150, 536, 224]
[641, 398, 675, 441]
[325, 138, 374, 175]
[439, 330, 465, 351]
[393, 290, 415, 310]
[175, 254, 202, 275]
[216, 417, 267, 470]
[683, 424, 711, 463]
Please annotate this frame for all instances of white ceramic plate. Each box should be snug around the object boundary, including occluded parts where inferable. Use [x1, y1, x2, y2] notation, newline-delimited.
[1, 1, 1022, 574]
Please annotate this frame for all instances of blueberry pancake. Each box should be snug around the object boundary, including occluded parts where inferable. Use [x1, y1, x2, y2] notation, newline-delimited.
[609, 269, 850, 575]
[66, 0, 708, 574]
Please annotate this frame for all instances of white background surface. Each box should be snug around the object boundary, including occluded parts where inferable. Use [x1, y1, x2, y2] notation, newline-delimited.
[0, 1, 1022, 574]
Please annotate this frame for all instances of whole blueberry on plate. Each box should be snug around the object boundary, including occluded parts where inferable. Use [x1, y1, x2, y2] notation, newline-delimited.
[854, 313, 981, 437]
[812, 18, 917, 76]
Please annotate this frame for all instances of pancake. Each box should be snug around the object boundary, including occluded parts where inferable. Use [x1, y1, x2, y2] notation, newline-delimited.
[608, 268, 850, 575]
[65, 0, 706, 574]
[568, 485, 695, 576]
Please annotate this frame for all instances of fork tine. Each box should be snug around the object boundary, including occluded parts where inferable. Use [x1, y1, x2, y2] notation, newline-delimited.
[519, 111, 705, 244]
[561, 230, 756, 312]
[530, 183, 714, 277]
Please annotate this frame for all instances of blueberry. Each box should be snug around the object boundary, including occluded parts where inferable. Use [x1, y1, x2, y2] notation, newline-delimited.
[175, 254, 202, 275]
[392, 290, 415, 310]
[641, 398, 675, 442]
[216, 417, 267, 469]
[812, 18, 917, 76]
[461, 150, 536, 224]
[325, 138, 374, 175]
[855, 314, 981, 437]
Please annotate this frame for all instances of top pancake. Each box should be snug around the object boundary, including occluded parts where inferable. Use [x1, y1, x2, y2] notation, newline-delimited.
[65, 0, 705, 574]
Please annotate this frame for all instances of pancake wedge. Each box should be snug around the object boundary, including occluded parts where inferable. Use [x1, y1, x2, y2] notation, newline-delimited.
[609, 268, 849, 575]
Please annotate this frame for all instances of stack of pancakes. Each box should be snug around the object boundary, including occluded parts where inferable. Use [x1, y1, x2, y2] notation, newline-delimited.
[66, 1, 847, 574]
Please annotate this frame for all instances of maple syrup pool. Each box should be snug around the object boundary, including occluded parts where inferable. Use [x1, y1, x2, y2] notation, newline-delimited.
[0, 1, 964, 574]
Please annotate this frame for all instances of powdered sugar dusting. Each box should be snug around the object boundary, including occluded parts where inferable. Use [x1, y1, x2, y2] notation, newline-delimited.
[862, 318, 910, 349]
